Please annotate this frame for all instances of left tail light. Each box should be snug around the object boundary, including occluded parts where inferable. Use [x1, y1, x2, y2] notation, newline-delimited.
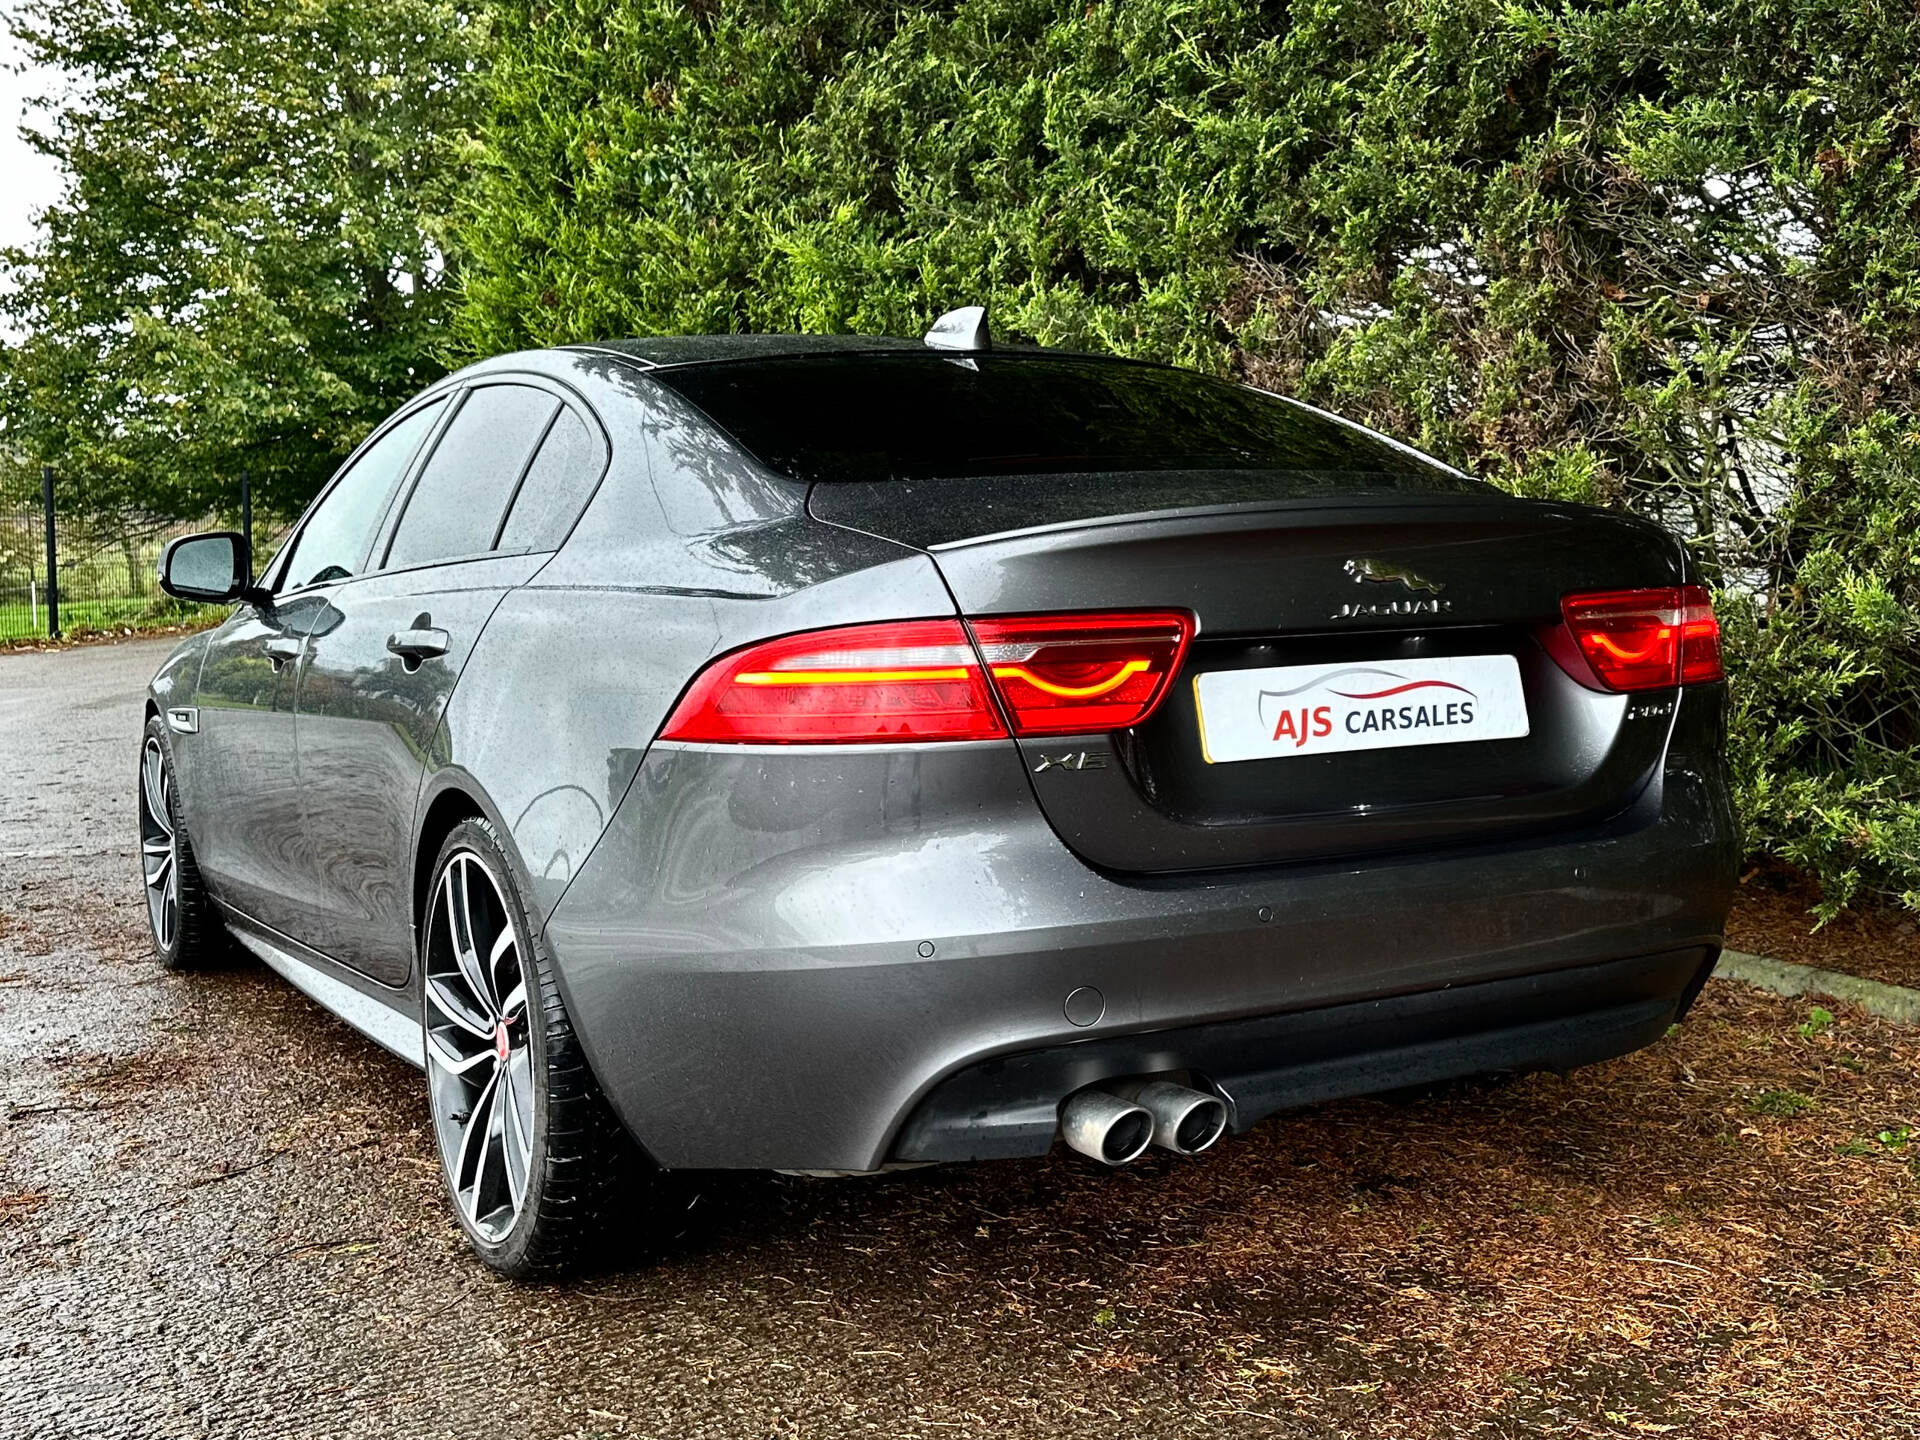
[659, 620, 1005, 743]
[1558, 585, 1723, 692]
[659, 611, 1195, 744]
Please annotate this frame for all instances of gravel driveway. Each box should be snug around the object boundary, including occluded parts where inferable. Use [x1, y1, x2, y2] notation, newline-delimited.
[3, 638, 1916, 1440]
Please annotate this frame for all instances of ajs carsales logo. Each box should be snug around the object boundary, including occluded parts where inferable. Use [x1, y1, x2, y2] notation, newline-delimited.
[1257, 666, 1478, 751]
[1193, 653, 1527, 764]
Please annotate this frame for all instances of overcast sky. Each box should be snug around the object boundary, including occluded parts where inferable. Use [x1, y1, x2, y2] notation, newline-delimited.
[1, 9, 65, 342]
[2, 9, 66, 261]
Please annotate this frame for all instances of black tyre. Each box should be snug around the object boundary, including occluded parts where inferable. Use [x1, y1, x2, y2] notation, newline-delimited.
[420, 816, 651, 1278]
[138, 716, 223, 970]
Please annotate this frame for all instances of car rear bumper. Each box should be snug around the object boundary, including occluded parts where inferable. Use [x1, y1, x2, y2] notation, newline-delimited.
[893, 945, 1714, 1162]
[544, 702, 1735, 1172]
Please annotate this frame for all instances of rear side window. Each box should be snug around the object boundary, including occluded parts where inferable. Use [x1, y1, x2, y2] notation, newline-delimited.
[386, 384, 559, 569]
[654, 353, 1481, 488]
[279, 399, 444, 591]
[498, 406, 604, 552]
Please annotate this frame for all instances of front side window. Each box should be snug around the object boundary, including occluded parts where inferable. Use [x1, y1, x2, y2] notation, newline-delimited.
[385, 384, 559, 570]
[278, 400, 444, 592]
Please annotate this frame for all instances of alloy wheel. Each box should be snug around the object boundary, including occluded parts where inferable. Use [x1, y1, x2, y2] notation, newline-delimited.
[424, 851, 535, 1243]
[139, 738, 179, 952]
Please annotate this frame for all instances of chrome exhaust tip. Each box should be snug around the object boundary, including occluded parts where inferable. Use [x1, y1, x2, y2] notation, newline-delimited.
[1108, 1080, 1229, 1156]
[1059, 1088, 1155, 1166]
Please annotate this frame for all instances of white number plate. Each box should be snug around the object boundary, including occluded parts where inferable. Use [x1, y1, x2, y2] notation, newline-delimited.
[1193, 654, 1529, 764]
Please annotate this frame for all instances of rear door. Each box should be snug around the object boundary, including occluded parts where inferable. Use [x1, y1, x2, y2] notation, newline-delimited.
[290, 380, 601, 982]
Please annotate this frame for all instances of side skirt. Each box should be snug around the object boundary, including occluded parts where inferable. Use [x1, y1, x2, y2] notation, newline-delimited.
[224, 913, 424, 1069]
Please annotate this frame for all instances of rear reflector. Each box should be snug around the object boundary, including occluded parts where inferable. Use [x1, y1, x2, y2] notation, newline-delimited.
[1559, 585, 1723, 692]
[659, 611, 1195, 744]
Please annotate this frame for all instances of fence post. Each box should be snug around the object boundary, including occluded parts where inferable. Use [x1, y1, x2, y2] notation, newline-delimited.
[240, 472, 252, 574]
[41, 465, 59, 640]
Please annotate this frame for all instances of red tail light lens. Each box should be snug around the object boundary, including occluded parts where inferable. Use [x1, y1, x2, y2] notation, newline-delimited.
[659, 610, 1196, 744]
[1676, 587, 1725, 685]
[1560, 585, 1722, 692]
[970, 610, 1195, 736]
[659, 620, 1006, 743]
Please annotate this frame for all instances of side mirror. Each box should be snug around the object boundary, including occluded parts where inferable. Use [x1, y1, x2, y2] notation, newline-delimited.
[158, 531, 254, 604]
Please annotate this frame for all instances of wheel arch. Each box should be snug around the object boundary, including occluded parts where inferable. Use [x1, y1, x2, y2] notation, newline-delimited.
[410, 765, 661, 1169]
[412, 767, 563, 945]
[412, 784, 485, 944]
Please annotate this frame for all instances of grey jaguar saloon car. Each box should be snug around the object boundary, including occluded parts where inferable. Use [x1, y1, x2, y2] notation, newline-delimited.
[142, 308, 1736, 1276]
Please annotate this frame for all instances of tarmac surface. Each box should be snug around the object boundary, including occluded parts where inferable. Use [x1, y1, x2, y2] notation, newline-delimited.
[2, 637, 1916, 1440]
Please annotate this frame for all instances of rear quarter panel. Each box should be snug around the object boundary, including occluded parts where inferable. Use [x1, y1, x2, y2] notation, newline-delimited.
[427, 359, 957, 924]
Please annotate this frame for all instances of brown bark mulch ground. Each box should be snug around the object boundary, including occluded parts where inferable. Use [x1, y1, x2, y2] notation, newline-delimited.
[1728, 863, 1920, 993]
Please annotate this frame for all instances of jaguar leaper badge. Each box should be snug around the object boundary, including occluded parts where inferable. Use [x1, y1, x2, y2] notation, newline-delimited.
[1343, 557, 1444, 594]
[1334, 558, 1451, 619]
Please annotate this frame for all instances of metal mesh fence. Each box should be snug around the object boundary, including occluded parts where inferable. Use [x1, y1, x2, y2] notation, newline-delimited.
[0, 481, 55, 642]
[0, 473, 264, 643]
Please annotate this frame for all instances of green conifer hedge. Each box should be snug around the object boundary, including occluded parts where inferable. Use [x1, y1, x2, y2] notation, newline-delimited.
[453, 0, 1920, 911]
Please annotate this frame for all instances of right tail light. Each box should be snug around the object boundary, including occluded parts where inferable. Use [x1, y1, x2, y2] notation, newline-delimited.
[1559, 585, 1723, 692]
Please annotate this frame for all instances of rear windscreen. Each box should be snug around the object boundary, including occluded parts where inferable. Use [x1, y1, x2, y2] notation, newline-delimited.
[653, 353, 1483, 488]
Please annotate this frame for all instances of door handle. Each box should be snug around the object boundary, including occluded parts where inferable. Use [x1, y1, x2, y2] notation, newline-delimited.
[387, 627, 450, 662]
[263, 636, 301, 670]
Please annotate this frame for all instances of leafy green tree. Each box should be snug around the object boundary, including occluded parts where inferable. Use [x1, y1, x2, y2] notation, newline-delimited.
[0, 0, 485, 526]
[455, 0, 1918, 908]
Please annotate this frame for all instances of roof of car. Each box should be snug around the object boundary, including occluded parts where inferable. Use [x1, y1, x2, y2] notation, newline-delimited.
[560, 334, 1147, 370]
[564, 334, 937, 368]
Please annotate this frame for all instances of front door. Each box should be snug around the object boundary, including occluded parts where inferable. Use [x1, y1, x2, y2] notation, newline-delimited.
[182, 602, 307, 935]
[188, 394, 448, 940]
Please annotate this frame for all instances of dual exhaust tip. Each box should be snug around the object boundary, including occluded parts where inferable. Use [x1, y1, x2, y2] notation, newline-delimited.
[1059, 1079, 1229, 1166]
